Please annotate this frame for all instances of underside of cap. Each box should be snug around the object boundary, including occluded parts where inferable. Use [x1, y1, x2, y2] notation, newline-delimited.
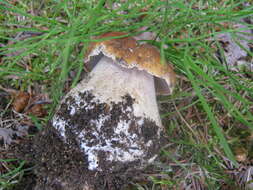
[85, 32, 176, 95]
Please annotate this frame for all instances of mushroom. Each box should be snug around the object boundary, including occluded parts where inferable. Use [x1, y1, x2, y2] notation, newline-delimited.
[41, 32, 176, 189]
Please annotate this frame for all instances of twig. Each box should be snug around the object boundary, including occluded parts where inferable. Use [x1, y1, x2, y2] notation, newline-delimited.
[173, 101, 199, 140]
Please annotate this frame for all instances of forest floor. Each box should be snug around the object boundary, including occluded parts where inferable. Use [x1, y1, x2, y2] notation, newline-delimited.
[0, 0, 253, 189]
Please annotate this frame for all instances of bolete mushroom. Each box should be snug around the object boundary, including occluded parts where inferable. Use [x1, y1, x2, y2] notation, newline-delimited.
[41, 32, 175, 189]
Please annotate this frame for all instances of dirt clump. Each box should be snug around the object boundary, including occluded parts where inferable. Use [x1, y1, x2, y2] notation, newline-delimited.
[11, 92, 164, 190]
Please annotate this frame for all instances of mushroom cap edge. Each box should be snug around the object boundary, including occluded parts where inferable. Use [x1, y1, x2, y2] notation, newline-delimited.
[85, 32, 176, 95]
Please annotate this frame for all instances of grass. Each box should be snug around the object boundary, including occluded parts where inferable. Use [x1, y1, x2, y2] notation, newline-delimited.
[0, 0, 253, 189]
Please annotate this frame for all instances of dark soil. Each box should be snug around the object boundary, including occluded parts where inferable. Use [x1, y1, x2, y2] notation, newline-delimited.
[11, 91, 165, 190]
[11, 168, 37, 190]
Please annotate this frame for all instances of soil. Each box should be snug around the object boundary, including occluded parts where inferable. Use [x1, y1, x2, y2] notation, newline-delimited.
[12, 168, 37, 190]
[11, 91, 165, 190]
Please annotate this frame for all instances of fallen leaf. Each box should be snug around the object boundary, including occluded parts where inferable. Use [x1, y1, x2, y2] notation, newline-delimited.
[12, 91, 30, 113]
[0, 127, 26, 145]
[26, 104, 47, 117]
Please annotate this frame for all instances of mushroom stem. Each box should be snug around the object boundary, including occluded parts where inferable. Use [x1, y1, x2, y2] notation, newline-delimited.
[72, 56, 162, 128]
[52, 56, 163, 172]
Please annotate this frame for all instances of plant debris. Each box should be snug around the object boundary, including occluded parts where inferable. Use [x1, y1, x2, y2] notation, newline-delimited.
[216, 17, 253, 72]
[12, 91, 30, 113]
[0, 127, 25, 145]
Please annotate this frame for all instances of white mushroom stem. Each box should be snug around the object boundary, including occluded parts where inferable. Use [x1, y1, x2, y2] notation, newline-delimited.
[76, 56, 162, 127]
[53, 56, 163, 171]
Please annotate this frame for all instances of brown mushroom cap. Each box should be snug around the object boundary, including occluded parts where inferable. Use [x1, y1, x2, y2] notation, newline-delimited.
[85, 32, 176, 95]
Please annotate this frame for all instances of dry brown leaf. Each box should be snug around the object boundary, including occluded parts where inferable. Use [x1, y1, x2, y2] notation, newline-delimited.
[25, 104, 47, 117]
[10, 90, 49, 117]
[12, 91, 30, 113]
